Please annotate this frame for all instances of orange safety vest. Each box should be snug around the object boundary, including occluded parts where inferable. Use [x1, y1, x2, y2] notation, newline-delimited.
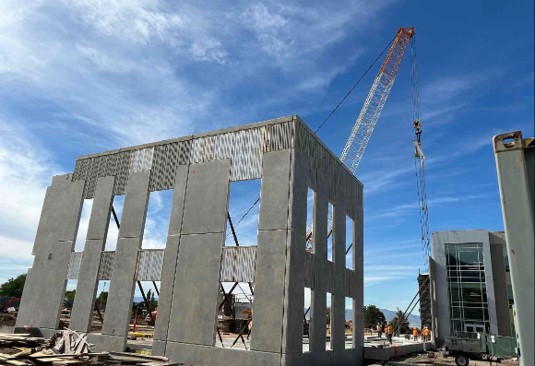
[387, 325, 393, 335]
[412, 328, 418, 336]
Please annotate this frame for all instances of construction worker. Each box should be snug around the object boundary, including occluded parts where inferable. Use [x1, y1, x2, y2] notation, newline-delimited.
[422, 326, 429, 342]
[412, 327, 419, 341]
[386, 323, 393, 345]
[376, 323, 382, 338]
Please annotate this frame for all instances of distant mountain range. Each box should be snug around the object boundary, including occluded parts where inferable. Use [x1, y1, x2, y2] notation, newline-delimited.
[380, 309, 420, 328]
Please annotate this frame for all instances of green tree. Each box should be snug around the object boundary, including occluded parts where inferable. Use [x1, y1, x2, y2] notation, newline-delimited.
[364, 305, 386, 328]
[145, 289, 158, 310]
[389, 309, 410, 335]
[64, 290, 76, 306]
[0, 274, 26, 297]
[97, 291, 108, 308]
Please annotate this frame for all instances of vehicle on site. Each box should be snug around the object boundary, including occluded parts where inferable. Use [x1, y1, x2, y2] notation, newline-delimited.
[443, 334, 517, 366]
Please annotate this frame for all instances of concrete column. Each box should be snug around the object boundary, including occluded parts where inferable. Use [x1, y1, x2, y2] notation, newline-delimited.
[166, 160, 230, 347]
[251, 150, 293, 353]
[16, 174, 85, 332]
[331, 189, 346, 352]
[70, 176, 115, 332]
[152, 165, 189, 356]
[101, 172, 150, 346]
[310, 174, 328, 352]
[282, 150, 308, 355]
[353, 199, 364, 364]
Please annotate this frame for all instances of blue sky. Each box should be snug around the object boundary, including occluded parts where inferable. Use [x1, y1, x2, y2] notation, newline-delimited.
[0, 0, 533, 313]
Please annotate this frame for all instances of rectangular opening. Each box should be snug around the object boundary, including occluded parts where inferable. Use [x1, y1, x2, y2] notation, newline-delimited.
[104, 195, 124, 251]
[326, 292, 332, 350]
[89, 280, 110, 333]
[62, 279, 78, 329]
[345, 297, 353, 349]
[303, 287, 312, 352]
[226, 180, 261, 247]
[305, 188, 314, 252]
[327, 202, 334, 262]
[216, 282, 254, 349]
[142, 190, 173, 249]
[74, 199, 93, 252]
[130, 280, 159, 347]
[345, 216, 354, 269]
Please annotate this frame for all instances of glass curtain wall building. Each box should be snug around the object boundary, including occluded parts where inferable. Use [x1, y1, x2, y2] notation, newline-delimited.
[446, 243, 489, 334]
[429, 230, 513, 344]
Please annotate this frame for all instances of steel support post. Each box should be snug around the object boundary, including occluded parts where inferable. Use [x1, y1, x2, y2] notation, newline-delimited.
[493, 131, 534, 366]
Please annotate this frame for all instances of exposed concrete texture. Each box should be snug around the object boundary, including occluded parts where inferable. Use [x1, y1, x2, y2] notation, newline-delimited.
[153, 165, 189, 347]
[180, 160, 231, 235]
[281, 151, 308, 355]
[17, 174, 85, 330]
[165, 341, 281, 366]
[166, 160, 230, 346]
[331, 189, 346, 352]
[87, 333, 128, 353]
[101, 172, 150, 345]
[251, 150, 293, 353]
[352, 204, 364, 364]
[18, 116, 363, 366]
[70, 176, 115, 332]
[310, 173, 328, 352]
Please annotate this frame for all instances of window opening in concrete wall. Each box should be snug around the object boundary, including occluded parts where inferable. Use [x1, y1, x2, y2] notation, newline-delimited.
[326, 292, 332, 350]
[142, 190, 173, 249]
[305, 188, 314, 252]
[216, 282, 254, 349]
[327, 202, 334, 261]
[345, 297, 354, 349]
[345, 216, 354, 270]
[131, 281, 160, 347]
[225, 180, 261, 247]
[303, 287, 312, 352]
[104, 195, 124, 251]
[62, 279, 78, 329]
[90, 280, 110, 334]
[74, 199, 93, 252]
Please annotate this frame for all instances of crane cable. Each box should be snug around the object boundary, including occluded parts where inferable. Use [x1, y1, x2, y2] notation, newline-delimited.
[230, 34, 398, 232]
[410, 35, 431, 272]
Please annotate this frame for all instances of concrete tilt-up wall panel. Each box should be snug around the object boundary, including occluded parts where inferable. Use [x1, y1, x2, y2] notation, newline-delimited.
[70, 176, 115, 332]
[165, 160, 230, 346]
[101, 172, 150, 347]
[16, 174, 84, 331]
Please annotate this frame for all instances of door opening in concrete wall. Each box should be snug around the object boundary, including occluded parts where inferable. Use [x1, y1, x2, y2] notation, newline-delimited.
[345, 216, 354, 270]
[131, 281, 160, 347]
[104, 196, 124, 251]
[89, 280, 110, 333]
[303, 287, 312, 352]
[345, 297, 354, 349]
[326, 292, 332, 350]
[225, 180, 261, 247]
[216, 281, 254, 349]
[62, 279, 78, 329]
[142, 190, 173, 249]
[74, 199, 93, 252]
[327, 202, 334, 261]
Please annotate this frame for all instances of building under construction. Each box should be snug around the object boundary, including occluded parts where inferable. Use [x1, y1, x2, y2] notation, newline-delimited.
[16, 116, 364, 366]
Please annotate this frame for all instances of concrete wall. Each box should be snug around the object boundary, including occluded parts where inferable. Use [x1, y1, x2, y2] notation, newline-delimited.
[17, 116, 363, 366]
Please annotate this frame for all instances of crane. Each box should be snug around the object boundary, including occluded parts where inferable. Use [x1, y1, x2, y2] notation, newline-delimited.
[306, 27, 415, 249]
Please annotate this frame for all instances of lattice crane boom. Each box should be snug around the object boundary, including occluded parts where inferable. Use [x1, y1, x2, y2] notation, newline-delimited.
[306, 27, 415, 248]
[340, 27, 414, 171]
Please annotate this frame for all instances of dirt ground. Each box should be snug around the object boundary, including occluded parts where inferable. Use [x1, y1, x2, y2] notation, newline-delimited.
[391, 351, 518, 366]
